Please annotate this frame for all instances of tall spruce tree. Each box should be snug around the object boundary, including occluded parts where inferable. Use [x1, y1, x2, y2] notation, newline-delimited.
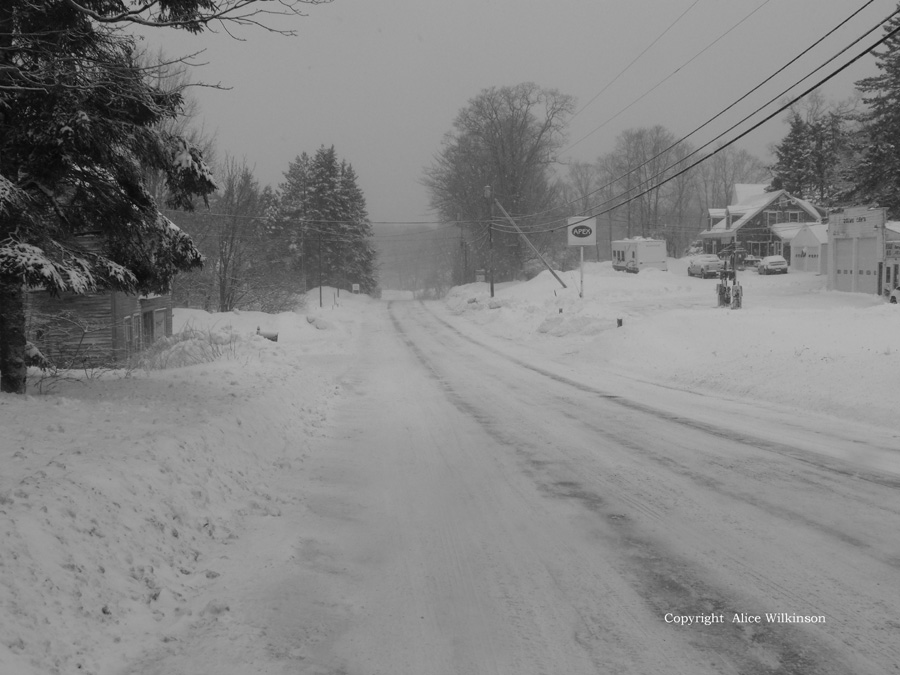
[771, 113, 811, 197]
[276, 146, 377, 294]
[851, 8, 900, 216]
[275, 152, 312, 286]
[339, 162, 377, 292]
[807, 112, 847, 205]
[771, 108, 849, 206]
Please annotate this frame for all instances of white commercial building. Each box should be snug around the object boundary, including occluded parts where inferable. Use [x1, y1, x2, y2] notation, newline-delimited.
[826, 206, 900, 298]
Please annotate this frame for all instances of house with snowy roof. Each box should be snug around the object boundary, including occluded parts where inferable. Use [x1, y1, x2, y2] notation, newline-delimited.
[700, 184, 825, 262]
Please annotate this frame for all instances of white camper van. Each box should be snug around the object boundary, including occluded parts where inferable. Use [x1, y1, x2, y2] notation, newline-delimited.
[611, 238, 668, 273]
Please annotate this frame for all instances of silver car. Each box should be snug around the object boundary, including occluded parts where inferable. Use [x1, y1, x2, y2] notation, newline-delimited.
[687, 254, 724, 278]
[757, 255, 788, 275]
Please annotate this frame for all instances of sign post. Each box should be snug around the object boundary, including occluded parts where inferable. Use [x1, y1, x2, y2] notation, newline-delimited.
[568, 217, 597, 298]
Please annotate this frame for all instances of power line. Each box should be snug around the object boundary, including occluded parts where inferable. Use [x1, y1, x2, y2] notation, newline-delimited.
[492, 3, 899, 235]
[570, 0, 703, 122]
[563, 0, 774, 155]
[560, 0, 879, 202]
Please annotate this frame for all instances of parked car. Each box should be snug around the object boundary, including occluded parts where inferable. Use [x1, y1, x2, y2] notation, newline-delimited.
[889, 287, 900, 304]
[757, 255, 789, 275]
[687, 254, 725, 278]
[742, 255, 761, 269]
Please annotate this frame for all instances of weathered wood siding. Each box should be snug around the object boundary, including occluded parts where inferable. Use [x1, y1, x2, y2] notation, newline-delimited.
[26, 291, 117, 365]
[26, 291, 171, 365]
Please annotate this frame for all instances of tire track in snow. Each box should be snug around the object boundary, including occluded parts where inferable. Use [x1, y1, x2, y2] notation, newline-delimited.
[419, 301, 900, 490]
[391, 300, 894, 675]
[387, 301, 708, 675]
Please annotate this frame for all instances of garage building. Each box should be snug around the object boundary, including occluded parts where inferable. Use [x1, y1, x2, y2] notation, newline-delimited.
[791, 224, 828, 274]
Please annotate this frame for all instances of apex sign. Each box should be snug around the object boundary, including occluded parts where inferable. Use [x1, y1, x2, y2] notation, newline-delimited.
[567, 217, 597, 246]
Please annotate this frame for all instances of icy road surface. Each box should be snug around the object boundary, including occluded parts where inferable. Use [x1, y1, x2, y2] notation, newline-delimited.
[131, 298, 900, 675]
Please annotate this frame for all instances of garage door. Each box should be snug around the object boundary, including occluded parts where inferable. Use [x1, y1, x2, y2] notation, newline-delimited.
[858, 237, 878, 294]
[834, 239, 854, 292]
[834, 238, 878, 293]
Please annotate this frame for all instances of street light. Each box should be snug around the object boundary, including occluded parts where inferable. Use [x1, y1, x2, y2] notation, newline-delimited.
[484, 184, 494, 298]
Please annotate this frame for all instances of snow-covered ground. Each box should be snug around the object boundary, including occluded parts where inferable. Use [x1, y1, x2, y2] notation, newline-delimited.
[445, 258, 900, 433]
[1, 263, 899, 674]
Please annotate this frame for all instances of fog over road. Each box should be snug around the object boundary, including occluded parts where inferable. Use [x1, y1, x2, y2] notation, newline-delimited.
[130, 297, 900, 674]
[266, 299, 898, 674]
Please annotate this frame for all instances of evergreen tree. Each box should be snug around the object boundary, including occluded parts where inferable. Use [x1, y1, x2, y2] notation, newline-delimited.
[305, 146, 344, 291]
[339, 162, 378, 292]
[0, 0, 322, 393]
[0, 1, 212, 393]
[275, 146, 377, 294]
[850, 9, 900, 216]
[770, 113, 811, 197]
[275, 152, 312, 284]
[807, 112, 848, 205]
[770, 107, 849, 206]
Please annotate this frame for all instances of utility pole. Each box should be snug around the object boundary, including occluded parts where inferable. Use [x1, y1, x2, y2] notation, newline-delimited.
[484, 185, 494, 298]
[498, 200, 566, 290]
[457, 212, 464, 286]
[318, 232, 323, 309]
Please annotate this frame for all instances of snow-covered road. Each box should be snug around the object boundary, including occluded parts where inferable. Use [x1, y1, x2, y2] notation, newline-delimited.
[133, 297, 900, 674]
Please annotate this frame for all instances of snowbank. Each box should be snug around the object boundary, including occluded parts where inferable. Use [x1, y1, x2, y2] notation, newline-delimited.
[0, 290, 362, 675]
[444, 259, 900, 431]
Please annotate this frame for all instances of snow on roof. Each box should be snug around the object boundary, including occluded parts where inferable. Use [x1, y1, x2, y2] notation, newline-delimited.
[770, 222, 806, 241]
[725, 192, 783, 231]
[797, 223, 829, 244]
[701, 191, 822, 239]
[722, 191, 786, 230]
[885, 221, 900, 235]
[732, 183, 770, 205]
[698, 219, 733, 238]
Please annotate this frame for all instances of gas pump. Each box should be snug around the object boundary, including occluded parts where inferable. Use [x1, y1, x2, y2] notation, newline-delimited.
[716, 247, 743, 309]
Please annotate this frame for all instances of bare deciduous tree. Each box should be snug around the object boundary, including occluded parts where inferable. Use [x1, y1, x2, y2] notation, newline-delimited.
[424, 82, 575, 281]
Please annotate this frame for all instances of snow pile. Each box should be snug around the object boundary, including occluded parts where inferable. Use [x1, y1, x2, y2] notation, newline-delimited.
[0, 290, 362, 675]
[446, 263, 716, 339]
[445, 258, 900, 430]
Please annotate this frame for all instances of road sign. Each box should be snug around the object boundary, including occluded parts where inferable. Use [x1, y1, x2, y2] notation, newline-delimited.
[567, 217, 597, 246]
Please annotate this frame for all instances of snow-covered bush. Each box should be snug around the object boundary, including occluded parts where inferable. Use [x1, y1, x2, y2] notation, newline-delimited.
[137, 327, 246, 370]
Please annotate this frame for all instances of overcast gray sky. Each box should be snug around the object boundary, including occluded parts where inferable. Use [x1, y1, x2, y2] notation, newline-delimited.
[142, 0, 897, 224]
